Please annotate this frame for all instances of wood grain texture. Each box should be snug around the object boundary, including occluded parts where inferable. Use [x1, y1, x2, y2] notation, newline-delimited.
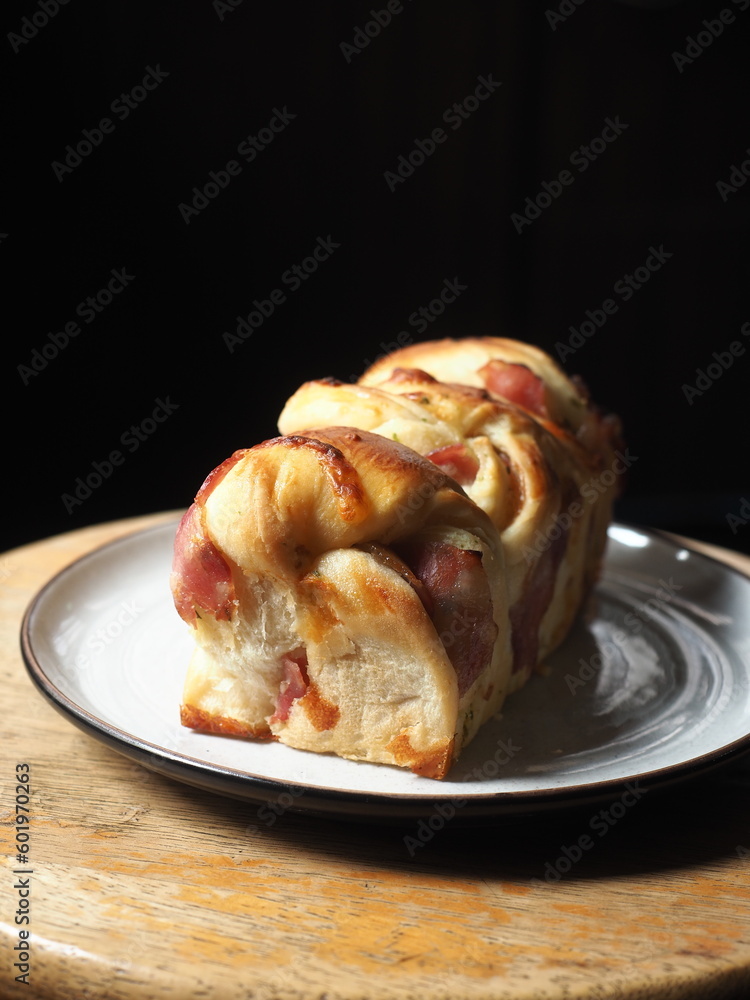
[2, 512, 750, 1000]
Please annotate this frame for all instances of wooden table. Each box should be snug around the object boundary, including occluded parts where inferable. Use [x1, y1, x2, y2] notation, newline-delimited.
[2, 511, 750, 1000]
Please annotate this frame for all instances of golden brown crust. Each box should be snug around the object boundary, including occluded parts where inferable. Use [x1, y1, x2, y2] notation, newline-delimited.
[253, 433, 369, 525]
[357, 337, 606, 454]
[385, 733, 456, 780]
[180, 704, 273, 739]
[201, 426, 476, 580]
[279, 374, 572, 547]
[298, 682, 341, 732]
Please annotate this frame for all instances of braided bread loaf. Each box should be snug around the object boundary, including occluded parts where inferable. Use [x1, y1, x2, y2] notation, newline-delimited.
[171, 338, 622, 778]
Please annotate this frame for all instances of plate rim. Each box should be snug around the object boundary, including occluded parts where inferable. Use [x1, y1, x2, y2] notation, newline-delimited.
[19, 516, 750, 822]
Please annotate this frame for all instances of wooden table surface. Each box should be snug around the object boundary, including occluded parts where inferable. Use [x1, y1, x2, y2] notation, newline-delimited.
[2, 511, 750, 1000]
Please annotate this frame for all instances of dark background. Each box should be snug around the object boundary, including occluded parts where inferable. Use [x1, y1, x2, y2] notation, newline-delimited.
[3, 0, 749, 555]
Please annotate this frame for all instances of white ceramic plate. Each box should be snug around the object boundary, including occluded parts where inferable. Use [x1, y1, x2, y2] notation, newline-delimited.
[20, 518, 750, 822]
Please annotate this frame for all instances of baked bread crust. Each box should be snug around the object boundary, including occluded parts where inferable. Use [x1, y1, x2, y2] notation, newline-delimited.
[280, 347, 622, 689]
[171, 427, 512, 778]
[359, 336, 588, 433]
[172, 337, 623, 779]
[358, 336, 624, 465]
